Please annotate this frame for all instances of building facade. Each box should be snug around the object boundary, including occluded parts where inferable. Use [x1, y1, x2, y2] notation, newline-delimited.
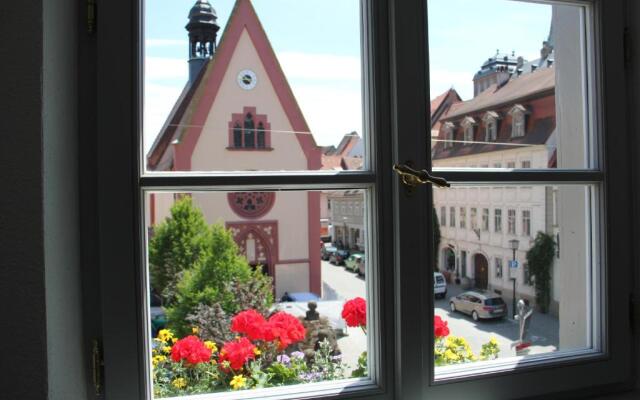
[146, 0, 322, 298]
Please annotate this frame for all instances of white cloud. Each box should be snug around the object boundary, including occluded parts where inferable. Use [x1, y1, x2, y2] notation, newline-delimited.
[289, 84, 362, 147]
[146, 39, 185, 47]
[145, 57, 188, 80]
[277, 52, 361, 82]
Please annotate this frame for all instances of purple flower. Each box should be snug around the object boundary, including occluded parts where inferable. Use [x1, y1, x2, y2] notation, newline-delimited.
[290, 351, 305, 360]
[299, 372, 322, 382]
[276, 354, 291, 365]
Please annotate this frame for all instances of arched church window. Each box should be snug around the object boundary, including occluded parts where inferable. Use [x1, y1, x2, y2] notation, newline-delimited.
[257, 122, 266, 148]
[244, 113, 255, 148]
[228, 107, 272, 150]
[233, 122, 243, 148]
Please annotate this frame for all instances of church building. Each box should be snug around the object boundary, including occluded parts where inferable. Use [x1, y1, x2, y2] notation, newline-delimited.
[146, 0, 322, 298]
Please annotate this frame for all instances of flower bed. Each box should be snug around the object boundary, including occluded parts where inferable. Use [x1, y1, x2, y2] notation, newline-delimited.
[152, 299, 499, 397]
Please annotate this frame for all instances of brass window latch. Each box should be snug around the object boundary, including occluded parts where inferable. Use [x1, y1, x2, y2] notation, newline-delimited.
[393, 163, 450, 189]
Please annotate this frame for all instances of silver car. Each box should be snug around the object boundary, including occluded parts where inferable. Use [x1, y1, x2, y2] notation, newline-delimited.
[449, 290, 507, 321]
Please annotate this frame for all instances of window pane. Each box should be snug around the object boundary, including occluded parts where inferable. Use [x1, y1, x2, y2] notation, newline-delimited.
[145, 189, 370, 397]
[432, 184, 600, 377]
[428, 0, 593, 170]
[144, 0, 364, 173]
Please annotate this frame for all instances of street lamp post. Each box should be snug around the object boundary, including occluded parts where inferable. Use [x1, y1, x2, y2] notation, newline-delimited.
[509, 239, 520, 319]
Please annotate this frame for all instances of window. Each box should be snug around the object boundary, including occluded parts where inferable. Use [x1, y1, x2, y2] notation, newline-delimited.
[440, 206, 446, 226]
[98, 0, 633, 398]
[461, 116, 476, 145]
[449, 206, 456, 227]
[470, 208, 477, 230]
[506, 161, 516, 169]
[507, 209, 516, 234]
[522, 210, 531, 236]
[494, 209, 502, 232]
[483, 111, 499, 141]
[509, 104, 527, 137]
[459, 207, 466, 229]
[228, 108, 272, 150]
[482, 208, 489, 231]
[521, 160, 531, 168]
[443, 122, 455, 149]
[495, 258, 503, 278]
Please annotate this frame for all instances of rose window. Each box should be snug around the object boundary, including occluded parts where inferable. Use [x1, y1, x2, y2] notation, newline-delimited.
[228, 192, 276, 219]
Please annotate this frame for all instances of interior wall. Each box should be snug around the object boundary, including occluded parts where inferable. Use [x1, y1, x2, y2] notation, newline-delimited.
[0, 1, 48, 399]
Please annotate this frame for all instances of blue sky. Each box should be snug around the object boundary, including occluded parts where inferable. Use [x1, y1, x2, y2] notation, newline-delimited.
[144, 0, 551, 150]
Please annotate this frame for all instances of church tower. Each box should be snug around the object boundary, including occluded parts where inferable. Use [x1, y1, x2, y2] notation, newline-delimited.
[186, 0, 220, 83]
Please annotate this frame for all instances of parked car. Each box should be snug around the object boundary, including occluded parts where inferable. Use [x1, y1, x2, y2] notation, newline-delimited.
[330, 249, 350, 265]
[449, 290, 507, 321]
[321, 246, 337, 261]
[434, 272, 447, 299]
[345, 253, 364, 272]
[357, 256, 366, 277]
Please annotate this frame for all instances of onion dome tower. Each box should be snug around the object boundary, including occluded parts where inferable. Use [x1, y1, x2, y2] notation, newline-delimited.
[186, 0, 220, 83]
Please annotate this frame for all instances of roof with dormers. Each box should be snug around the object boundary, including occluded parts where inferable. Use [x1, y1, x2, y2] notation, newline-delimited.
[444, 67, 554, 120]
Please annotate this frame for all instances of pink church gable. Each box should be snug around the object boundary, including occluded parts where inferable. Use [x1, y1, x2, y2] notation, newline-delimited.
[170, 0, 321, 171]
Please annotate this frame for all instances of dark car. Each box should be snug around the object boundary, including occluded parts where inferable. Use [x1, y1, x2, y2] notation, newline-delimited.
[330, 249, 350, 265]
[321, 246, 337, 261]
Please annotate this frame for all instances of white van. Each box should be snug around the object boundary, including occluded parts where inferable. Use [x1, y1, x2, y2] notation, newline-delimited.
[434, 272, 448, 299]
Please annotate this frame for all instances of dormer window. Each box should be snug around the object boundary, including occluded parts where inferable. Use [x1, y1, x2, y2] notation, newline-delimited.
[228, 106, 272, 150]
[461, 116, 476, 145]
[482, 111, 500, 141]
[509, 104, 528, 138]
[443, 122, 455, 149]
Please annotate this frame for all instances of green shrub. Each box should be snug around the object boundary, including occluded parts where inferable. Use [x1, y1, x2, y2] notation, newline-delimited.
[526, 232, 556, 313]
[149, 197, 211, 304]
[167, 224, 273, 336]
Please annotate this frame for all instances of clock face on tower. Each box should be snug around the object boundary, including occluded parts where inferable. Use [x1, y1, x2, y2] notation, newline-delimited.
[237, 69, 258, 90]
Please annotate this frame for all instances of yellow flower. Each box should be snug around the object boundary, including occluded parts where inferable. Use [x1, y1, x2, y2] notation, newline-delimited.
[192, 327, 199, 335]
[162, 346, 172, 354]
[204, 341, 217, 352]
[230, 375, 247, 390]
[152, 355, 167, 367]
[489, 337, 498, 346]
[172, 377, 188, 389]
[171, 337, 177, 344]
[157, 329, 173, 343]
[253, 348, 261, 356]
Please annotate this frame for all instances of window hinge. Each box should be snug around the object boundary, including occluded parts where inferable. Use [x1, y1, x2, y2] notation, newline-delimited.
[92, 339, 104, 396]
[624, 27, 632, 69]
[88, 0, 96, 35]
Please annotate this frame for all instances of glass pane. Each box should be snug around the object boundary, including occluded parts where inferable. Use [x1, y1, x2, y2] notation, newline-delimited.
[432, 184, 600, 377]
[428, 0, 593, 170]
[144, 0, 364, 173]
[144, 189, 370, 397]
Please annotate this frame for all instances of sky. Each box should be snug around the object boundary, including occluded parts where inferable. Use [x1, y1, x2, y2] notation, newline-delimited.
[144, 0, 551, 151]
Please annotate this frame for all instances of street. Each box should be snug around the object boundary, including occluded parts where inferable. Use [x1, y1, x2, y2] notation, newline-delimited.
[320, 259, 560, 368]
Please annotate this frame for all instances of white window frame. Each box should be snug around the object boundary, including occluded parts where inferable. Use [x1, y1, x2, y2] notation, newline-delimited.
[522, 209, 531, 237]
[449, 206, 456, 228]
[509, 104, 528, 137]
[461, 116, 476, 145]
[482, 208, 490, 231]
[482, 111, 499, 141]
[494, 208, 503, 233]
[94, 0, 634, 399]
[459, 206, 466, 229]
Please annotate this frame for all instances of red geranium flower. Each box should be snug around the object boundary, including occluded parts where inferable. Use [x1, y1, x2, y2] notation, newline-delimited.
[434, 315, 450, 338]
[267, 312, 306, 350]
[231, 310, 268, 341]
[341, 297, 366, 328]
[170, 335, 212, 365]
[219, 337, 257, 370]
